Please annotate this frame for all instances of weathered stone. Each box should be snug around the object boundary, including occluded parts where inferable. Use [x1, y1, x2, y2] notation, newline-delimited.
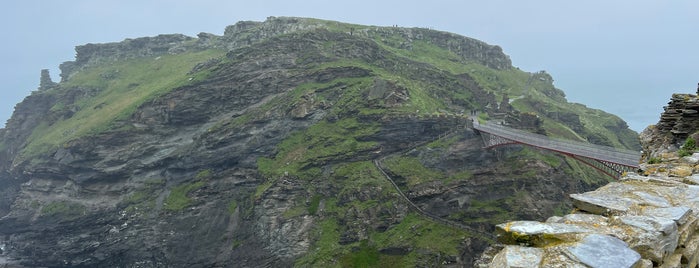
[38, 69, 57, 90]
[630, 191, 672, 207]
[545, 216, 563, 223]
[564, 234, 641, 268]
[683, 174, 699, 185]
[489, 246, 543, 268]
[683, 153, 699, 164]
[557, 213, 609, 226]
[637, 259, 653, 268]
[659, 253, 683, 268]
[641, 206, 692, 225]
[495, 221, 592, 246]
[613, 215, 678, 263]
[676, 216, 698, 245]
[670, 165, 693, 177]
[570, 192, 636, 215]
[684, 234, 699, 268]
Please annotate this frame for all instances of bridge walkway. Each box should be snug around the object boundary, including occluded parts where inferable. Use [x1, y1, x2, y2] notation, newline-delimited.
[472, 121, 640, 168]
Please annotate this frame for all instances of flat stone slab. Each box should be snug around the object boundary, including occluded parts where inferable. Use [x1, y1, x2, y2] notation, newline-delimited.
[558, 213, 609, 225]
[570, 192, 636, 215]
[565, 234, 641, 268]
[496, 221, 593, 246]
[642, 206, 692, 225]
[614, 215, 679, 262]
[630, 191, 671, 207]
[490, 245, 543, 268]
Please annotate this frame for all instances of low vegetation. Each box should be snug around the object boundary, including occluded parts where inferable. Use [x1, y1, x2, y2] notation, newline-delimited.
[20, 49, 225, 159]
[679, 137, 696, 157]
[41, 201, 86, 220]
[164, 181, 205, 212]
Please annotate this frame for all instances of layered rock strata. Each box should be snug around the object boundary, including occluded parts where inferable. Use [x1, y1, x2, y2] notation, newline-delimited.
[641, 93, 699, 161]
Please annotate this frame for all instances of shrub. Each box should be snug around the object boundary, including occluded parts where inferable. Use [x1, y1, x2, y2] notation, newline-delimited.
[647, 157, 662, 164]
[679, 137, 696, 157]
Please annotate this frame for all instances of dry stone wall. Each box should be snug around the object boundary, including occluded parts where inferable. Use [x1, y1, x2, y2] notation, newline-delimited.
[479, 164, 699, 267]
[479, 92, 699, 268]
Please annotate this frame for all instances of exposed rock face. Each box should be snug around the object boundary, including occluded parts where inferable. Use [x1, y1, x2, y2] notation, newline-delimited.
[0, 17, 639, 267]
[642, 93, 699, 160]
[38, 69, 57, 90]
[222, 16, 512, 70]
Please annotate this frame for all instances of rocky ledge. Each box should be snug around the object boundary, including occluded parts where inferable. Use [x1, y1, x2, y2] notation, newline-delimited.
[641, 93, 699, 161]
[478, 92, 699, 267]
[475, 91, 699, 268]
[477, 167, 699, 267]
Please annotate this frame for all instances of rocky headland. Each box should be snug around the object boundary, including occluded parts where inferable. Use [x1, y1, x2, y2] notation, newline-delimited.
[0, 17, 641, 267]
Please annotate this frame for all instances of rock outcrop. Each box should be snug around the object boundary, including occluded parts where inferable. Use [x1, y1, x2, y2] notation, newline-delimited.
[38, 69, 57, 90]
[641, 93, 699, 161]
[479, 90, 699, 268]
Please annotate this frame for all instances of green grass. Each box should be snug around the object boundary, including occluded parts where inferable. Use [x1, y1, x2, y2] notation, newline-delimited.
[164, 181, 206, 211]
[122, 178, 165, 213]
[283, 205, 308, 219]
[679, 137, 696, 157]
[512, 147, 563, 168]
[228, 200, 238, 215]
[332, 161, 392, 196]
[338, 240, 403, 268]
[294, 219, 344, 267]
[308, 195, 322, 215]
[372, 213, 471, 256]
[382, 156, 471, 187]
[382, 156, 443, 186]
[41, 201, 86, 220]
[20, 49, 225, 159]
[257, 118, 379, 179]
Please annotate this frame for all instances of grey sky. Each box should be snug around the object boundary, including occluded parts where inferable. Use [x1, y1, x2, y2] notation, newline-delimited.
[1, 1, 697, 132]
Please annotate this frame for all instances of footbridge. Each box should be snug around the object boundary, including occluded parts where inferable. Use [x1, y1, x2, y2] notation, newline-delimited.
[473, 120, 641, 179]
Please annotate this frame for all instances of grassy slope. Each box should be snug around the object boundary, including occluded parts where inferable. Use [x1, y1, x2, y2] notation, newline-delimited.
[20, 49, 225, 159]
[232, 21, 635, 266]
[257, 21, 633, 266]
[13, 19, 638, 266]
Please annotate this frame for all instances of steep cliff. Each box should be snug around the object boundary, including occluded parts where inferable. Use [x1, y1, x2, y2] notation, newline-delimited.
[0, 17, 640, 267]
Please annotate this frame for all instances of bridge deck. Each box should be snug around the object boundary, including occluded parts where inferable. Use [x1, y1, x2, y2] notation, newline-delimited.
[473, 121, 641, 168]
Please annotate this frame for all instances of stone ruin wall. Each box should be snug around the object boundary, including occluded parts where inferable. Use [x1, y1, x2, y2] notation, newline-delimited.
[478, 92, 699, 268]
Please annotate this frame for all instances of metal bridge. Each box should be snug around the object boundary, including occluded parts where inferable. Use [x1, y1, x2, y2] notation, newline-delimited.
[472, 120, 641, 179]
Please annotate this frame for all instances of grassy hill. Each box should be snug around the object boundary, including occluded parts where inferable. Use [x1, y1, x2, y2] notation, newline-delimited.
[0, 17, 640, 267]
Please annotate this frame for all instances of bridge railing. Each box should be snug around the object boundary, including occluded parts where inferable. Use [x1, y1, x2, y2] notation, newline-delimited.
[474, 121, 640, 167]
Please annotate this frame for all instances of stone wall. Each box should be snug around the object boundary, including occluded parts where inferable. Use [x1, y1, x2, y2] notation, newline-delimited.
[478, 92, 699, 267]
[477, 168, 699, 267]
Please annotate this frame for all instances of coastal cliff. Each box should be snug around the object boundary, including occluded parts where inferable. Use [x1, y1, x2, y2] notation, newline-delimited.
[0, 17, 640, 267]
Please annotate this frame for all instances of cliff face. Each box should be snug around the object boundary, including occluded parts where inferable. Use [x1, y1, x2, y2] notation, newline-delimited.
[640, 93, 699, 162]
[0, 17, 639, 267]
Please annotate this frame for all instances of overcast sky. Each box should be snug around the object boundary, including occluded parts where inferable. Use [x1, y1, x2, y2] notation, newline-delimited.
[1, 0, 697, 132]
